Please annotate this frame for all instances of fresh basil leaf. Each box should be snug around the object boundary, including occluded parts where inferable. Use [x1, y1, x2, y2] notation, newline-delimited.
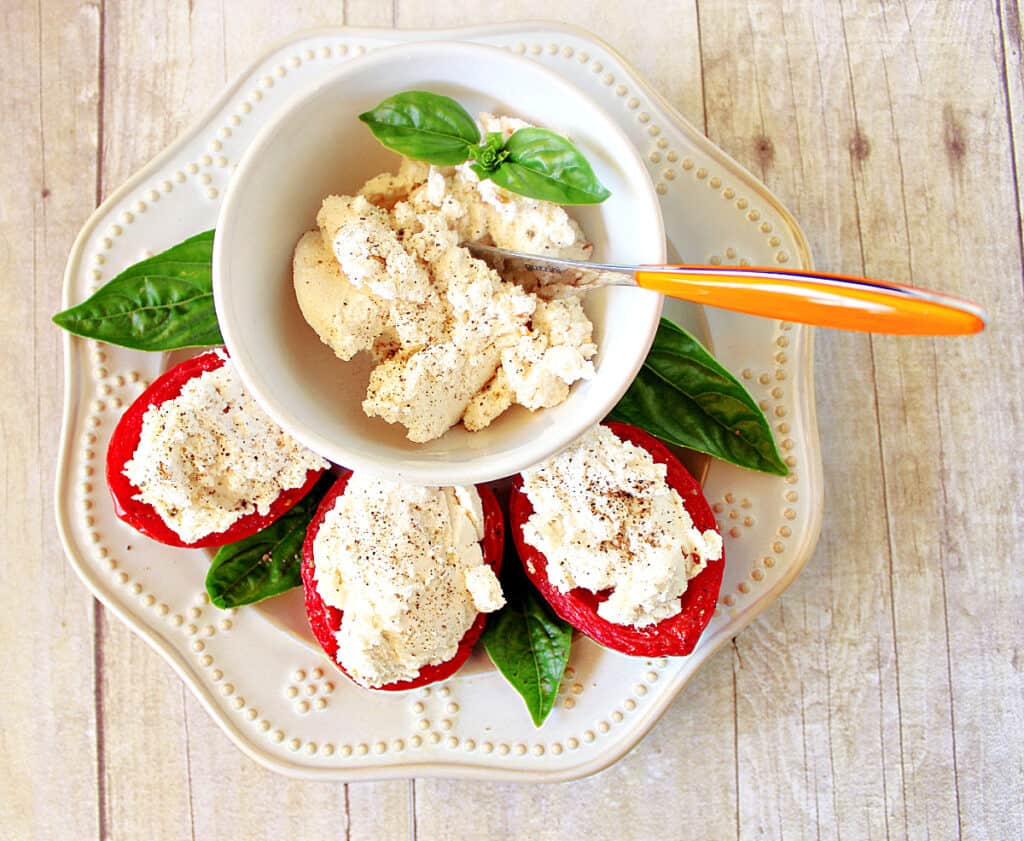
[483, 558, 573, 727]
[359, 91, 480, 165]
[609, 318, 789, 476]
[53, 229, 220, 350]
[486, 127, 611, 205]
[205, 473, 334, 609]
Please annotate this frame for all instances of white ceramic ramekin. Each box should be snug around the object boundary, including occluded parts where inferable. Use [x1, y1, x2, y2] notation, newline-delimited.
[213, 40, 664, 484]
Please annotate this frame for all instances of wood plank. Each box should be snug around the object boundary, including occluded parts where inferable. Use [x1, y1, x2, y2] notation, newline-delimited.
[698, 1, 905, 837]
[348, 777, 415, 839]
[998, 0, 1024, 253]
[346, 0, 397, 28]
[100, 0, 229, 185]
[0, 0, 102, 838]
[839, 1, 1024, 838]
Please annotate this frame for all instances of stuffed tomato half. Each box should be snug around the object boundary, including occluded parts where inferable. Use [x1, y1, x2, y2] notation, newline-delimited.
[106, 349, 327, 548]
[510, 421, 725, 657]
[302, 472, 505, 691]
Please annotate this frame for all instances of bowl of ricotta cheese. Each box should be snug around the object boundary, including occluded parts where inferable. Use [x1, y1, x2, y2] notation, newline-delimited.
[214, 40, 664, 484]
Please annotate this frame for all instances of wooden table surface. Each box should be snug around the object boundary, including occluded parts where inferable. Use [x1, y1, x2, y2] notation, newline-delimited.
[3, 1, 1022, 839]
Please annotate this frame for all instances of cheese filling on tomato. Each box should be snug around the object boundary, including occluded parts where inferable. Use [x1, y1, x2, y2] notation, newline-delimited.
[293, 113, 598, 444]
[520, 425, 723, 628]
[122, 354, 328, 543]
[312, 476, 505, 688]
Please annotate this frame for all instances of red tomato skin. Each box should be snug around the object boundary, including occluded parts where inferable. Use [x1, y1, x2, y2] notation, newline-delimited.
[301, 474, 504, 692]
[510, 421, 725, 658]
[105, 349, 326, 549]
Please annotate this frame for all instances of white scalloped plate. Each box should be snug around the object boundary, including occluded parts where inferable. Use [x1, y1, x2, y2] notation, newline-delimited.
[55, 22, 822, 782]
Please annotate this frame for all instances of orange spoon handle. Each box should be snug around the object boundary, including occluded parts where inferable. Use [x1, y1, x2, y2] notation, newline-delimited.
[634, 266, 986, 336]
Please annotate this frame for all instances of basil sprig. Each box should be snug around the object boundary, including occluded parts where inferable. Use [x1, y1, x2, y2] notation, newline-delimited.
[483, 540, 573, 727]
[205, 473, 334, 609]
[609, 318, 789, 476]
[468, 132, 511, 176]
[359, 91, 611, 205]
[53, 229, 220, 350]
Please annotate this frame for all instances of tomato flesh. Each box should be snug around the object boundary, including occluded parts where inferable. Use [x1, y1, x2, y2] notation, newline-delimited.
[510, 421, 725, 657]
[301, 473, 504, 691]
[105, 348, 326, 549]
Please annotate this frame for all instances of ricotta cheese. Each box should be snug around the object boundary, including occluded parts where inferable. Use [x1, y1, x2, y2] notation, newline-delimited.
[520, 425, 723, 628]
[312, 476, 505, 688]
[123, 354, 328, 544]
[293, 230, 390, 362]
[293, 113, 597, 443]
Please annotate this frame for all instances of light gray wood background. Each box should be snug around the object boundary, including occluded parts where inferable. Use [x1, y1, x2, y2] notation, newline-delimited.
[3, 1, 1022, 839]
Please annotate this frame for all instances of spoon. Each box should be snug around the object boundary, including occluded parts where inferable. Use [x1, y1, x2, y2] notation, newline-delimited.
[464, 243, 987, 336]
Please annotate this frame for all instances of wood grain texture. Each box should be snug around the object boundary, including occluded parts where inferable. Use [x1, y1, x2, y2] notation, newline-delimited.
[698, 3, 905, 838]
[881, 3, 1021, 836]
[0, 1, 101, 839]
[2, 1, 1022, 839]
[839, 3, 1024, 839]
[999, 0, 1024, 263]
